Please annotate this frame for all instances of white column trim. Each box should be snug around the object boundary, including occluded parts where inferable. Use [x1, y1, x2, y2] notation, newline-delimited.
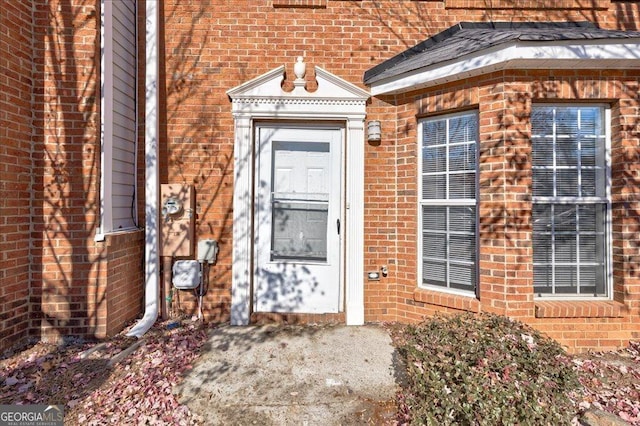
[230, 117, 253, 325]
[345, 118, 365, 325]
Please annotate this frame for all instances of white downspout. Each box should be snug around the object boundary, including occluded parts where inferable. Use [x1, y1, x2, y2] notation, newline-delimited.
[127, 0, 159, 337]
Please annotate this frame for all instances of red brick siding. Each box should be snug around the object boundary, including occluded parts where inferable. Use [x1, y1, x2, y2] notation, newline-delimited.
[273, 0, 328, 8]
[161, 0, 640, 351]
[104, 231, 144, 336]
[444, 0, 609, 9]
[3, 0, 638, 352]
[0, 0, 34, 352]
[30, 0, 103, 343]
[393, 70, 640, 352]
[24, 0, 145, 346]
[161, 0, 450, 324]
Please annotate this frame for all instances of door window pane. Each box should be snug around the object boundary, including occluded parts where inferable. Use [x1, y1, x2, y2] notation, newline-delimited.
[269, 140, 331, 262]
[271, 201, 328, 261]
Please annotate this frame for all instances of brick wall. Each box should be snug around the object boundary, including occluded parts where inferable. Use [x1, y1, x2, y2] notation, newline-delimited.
[104, 231, 144, 336]
[393, 70, 640, 352]
[0, 0, 145, 352]
[26, 0, 145, 346]
[162, 0, 640, 351]
[0, 0, 34, 352]
[30, 0, 104, 343]
[3, 0, 636, 351]
[161, 0, 456, 323]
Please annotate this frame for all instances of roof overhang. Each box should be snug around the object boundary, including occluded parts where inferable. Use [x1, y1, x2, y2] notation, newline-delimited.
[370, 39, 640, 96]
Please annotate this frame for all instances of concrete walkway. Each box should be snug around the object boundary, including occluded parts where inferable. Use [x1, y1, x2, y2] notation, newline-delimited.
[174, 324, 401, 425]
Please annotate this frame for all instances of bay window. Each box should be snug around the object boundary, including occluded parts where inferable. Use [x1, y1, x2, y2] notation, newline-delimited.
[419, 112, 478, 294]
[531, 105, 610, 297]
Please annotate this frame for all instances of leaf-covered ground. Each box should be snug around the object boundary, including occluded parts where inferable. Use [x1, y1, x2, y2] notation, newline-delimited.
[1, 320, 208, 425]
[572, 341, 640, 424]
[1, 322, 639, 425]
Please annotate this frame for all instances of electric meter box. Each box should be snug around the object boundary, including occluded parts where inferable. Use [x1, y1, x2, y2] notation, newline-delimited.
[172, 260, 201, 290]
[160, 184, 195, 257]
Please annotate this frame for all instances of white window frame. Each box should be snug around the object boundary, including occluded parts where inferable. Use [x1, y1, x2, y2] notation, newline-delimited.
[418, 111, 479, 297]
[531, 103, 612, 299]
[97, 0, 138, 240]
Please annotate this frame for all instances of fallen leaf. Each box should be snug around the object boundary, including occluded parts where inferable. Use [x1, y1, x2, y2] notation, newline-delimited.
[5, 376, 20, 386]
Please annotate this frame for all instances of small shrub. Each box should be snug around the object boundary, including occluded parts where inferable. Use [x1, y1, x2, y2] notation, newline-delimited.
[398, 312, 579, 425]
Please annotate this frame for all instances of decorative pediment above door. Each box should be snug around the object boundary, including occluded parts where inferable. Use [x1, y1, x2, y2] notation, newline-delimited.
[227, 58, 370, 118]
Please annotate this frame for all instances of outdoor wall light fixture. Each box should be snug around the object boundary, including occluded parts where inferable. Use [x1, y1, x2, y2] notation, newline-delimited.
[367, 120, 381, 142]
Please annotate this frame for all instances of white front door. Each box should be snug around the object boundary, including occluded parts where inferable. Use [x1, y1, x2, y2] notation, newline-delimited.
[254, 126, 342, 313]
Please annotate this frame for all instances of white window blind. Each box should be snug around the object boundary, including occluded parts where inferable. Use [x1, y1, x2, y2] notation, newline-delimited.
[531, 106, 609, 297]
[420, 112, 478, 294]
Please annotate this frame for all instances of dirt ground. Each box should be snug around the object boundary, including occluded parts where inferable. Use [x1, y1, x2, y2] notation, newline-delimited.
[1, 320, 207, 425]
[570, 342, 640, 424]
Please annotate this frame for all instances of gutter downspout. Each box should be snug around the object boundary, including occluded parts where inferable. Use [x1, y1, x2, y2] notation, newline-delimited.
[127, 0, 159, 337]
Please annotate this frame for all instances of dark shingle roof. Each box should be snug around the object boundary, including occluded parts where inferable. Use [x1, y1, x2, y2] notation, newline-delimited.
[364, 21, 640, 85]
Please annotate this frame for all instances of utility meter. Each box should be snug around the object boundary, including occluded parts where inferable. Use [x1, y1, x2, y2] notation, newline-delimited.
[162, 196, 183, 217]
[160, 184, 195, 257]
[172, 260, 201, 289]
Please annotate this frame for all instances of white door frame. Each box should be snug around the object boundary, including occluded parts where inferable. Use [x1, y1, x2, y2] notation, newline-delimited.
[254, 125, 344, 313]
[227, 64, 369, 325]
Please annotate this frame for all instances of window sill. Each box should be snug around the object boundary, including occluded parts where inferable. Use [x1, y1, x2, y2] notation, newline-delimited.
[534, 300, 625, 318]
[97, 228, 144, 246]
[414, 287, 480, 313]
[95, 227, 142, 242]
[273, 0, 327, 8]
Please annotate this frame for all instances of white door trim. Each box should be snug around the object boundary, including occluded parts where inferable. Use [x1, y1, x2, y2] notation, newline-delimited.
[254, 125, 343, 313]
[227, 63, 368, 325]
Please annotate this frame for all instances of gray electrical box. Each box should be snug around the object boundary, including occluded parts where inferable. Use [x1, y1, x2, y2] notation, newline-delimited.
[172, 260, 201, 289]
[197, 239, 218, 264]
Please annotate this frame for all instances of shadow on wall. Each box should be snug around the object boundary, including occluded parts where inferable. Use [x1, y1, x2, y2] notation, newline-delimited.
[32, 0, 104, 343]
[369, 0, 640, 303]
[22, 0, 640, 349]
[157, 1, 238, 321]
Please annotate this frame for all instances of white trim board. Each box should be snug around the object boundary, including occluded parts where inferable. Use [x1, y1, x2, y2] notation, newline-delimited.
[370, 39, 640, 95]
